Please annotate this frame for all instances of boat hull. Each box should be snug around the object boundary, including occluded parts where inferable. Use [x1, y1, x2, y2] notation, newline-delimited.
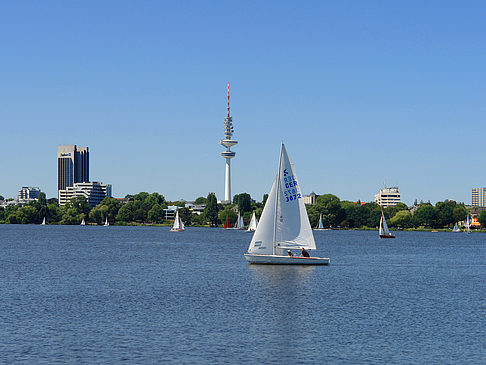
[170, 228, 184, 232]
[379, 234, 395, 239]
[244, 254, 330, 265]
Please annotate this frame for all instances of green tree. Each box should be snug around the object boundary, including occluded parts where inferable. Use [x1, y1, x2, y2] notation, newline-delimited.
[452, 205, 468, 223]
[194, 196, 207, 205]
[413, 204, 438, 227]
[203, 193, 219, 227]
[99, 197, 121, 223]
[116, 203, 134, 223]
[390, 210, 412, 228]
[234, 193, 252, 215]
[0, 207, 4, 222]
[16, 206, 38, 224]
[178, 207, 192, 226]
[262, 194, 269, 207]
[435, 200, 456, 227]
[61, 196, 91, 225]
[47, 203, 61, 223]
[478, 210, 486, 228]
[218, 207, 237, 227]
[315, 194, 345, 227]
[147, 204, 165, 223]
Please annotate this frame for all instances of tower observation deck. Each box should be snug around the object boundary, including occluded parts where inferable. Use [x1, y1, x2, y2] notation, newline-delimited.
[219, 82, 238, 204]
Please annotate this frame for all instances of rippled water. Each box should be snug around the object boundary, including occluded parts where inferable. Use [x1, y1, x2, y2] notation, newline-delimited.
[1, 225, 485, 364]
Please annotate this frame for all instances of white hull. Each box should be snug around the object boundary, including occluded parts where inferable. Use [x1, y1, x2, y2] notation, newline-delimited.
[244, 253, 330, 265]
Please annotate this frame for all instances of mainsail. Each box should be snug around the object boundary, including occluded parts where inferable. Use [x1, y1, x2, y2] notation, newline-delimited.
[248, 144, 316, 254]
[247, 212, 258, 232]
[379, 211, 390, 236]
[172, 210, 182, 230]
[317, 214, 324, 229]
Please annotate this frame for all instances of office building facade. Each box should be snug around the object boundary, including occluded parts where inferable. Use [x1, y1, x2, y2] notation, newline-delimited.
[472, 188, 486, 207]
[17, 186, 40, 203]
[58, 182, 112, 207]
[375, 187, 401, 207]
[57, 145, 89, 199]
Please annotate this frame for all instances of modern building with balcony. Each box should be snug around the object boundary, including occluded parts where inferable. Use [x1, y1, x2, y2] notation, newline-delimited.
[375, 187, 401, 207]
[17, 186, 41, 204]
[58, 181, 112, 207]
[57, 145, 89, 200]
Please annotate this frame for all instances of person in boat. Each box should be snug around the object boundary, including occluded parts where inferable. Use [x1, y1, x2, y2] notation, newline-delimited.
[287, 250, 293, 257]
[301, 247, 310, 257]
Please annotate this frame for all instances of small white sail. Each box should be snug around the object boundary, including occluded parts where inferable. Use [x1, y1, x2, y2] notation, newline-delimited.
[104, 217, 109, 226]
[317, 214, 324, 229]
[248, 144, 315, 255]
[81, 218, 85, 226]
[171, 210, 184, 231]
[247, 212, 258, 232]
[465, 216, 471, 234]
[41, 217, 46, 225]
[379, 211, 390, 236]
[452, 222, 460, 232]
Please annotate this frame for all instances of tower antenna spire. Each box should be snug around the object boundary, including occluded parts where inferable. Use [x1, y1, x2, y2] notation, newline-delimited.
[227, 82, 230, 118]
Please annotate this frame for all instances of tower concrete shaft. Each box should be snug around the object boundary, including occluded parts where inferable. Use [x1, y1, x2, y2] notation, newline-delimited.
[219, 82, 237, 204]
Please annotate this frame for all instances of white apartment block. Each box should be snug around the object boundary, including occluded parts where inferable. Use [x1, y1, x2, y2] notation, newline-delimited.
[375, 187, 401, 207]
[472, 188, 486, 207]
[17, 187, 40, 203]
[58, 181, 112, 207]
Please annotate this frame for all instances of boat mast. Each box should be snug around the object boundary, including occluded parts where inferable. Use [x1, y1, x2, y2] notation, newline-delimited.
[273, 143, 284, 255]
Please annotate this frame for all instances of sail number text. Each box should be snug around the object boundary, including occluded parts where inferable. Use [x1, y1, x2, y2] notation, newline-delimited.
[283, 175, 301, 202]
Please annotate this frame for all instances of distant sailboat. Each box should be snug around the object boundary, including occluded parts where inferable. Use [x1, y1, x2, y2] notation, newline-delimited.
[452, 222, 460, 232]
[104, 217, 109, 226]
[315, 214, 326, 230]
[234, 212, 245, 230]
[244, 143, 330, 265]
[41, 217, 46, 225]
[379, 210, 395, 238]
[465, 215, 471, 234]
[247, 212, 258, 232]
[223, 215, 231, 229]
[81, 218, 86, 226]
[170, 210, 185, 231]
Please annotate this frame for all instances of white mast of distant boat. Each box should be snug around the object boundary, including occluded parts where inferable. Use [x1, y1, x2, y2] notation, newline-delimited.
[244, 143, 329, 265]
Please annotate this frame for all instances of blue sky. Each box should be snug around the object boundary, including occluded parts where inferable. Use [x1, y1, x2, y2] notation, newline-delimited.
[1, 1, 485, 205]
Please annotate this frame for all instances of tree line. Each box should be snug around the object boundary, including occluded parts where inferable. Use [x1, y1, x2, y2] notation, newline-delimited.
[1, 191, 485, 229]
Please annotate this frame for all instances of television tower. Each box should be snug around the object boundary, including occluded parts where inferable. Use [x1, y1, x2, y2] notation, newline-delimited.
[219, 82, 238, 204]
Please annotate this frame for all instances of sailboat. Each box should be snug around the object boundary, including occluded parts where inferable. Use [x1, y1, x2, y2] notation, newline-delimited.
[223, 215, 231, 229]
[81, 218, 86, 226]
[103, 217, 109, 226]
[170, 210, 185, 231]
[244, 144, 330, 265]
[465, 215, 471, 234]
[452, 222, 460, 232]
[314, 213, 326, 230]
[41, 217, 46, 225]
[379, 210, 395, 238]
[234, 212, 245, 230]
[247, 212, 258, 232]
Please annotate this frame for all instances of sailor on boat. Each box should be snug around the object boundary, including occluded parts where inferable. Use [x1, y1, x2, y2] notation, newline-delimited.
[301, 248, 310, 257]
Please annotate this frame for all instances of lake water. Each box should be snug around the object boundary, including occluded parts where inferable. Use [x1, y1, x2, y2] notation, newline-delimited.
[1, 225, 485, 364]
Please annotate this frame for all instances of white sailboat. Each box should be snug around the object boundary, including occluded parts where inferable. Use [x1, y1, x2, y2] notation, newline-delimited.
[452, 222, 460, 232]
[170, 210, 185, 231]
[315, 213, 326, 230]
[247, 212, 258, 232]
[41, 217, 46, 225]
[379, 210, 395, 238]
[234, 212, 245, 230]
[81, 218, 86, 226]
[465, 215, 471, 234]
[244, 144, 330, 265]
[104, 217, 109, 226]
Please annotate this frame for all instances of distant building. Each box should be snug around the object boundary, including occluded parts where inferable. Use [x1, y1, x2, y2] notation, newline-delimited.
[472, 188, 486, 207]
[303, 192, 319, 205]
[375, 187, 401, 207]
[58, 181, 112, 207]
[57, 145, 89, 200]
[185, 202, 206, 215]
[17, 186, 40, 203]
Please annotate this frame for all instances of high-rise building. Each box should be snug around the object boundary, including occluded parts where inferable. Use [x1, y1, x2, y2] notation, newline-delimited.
[58, 181, 112, 207]
[17, 186, 40, 203]
[472, 188, 486, 207]
[375, 187, 401, 207]
[219, 83, 237, 204]
[57, 145, 89, 200]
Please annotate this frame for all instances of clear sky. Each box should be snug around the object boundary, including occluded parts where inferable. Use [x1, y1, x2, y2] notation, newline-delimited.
[1, 1, 485, 205]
